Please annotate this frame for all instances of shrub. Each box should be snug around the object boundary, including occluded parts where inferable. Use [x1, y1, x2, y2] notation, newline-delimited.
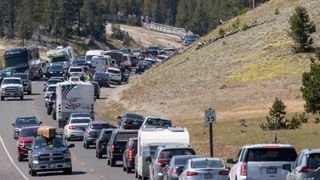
[218, 28, 225, 35]
[260, 97, 288, 130]
[286, 114, 302, 129]
[274, 8, 280, 15]
[238, 7, 251, 16]
[232, 18, 241, 29]
[241, 24, 250, 31]
[111, 23, 133, 45]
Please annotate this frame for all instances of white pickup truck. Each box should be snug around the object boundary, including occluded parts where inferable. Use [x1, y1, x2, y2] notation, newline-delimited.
[0, 77, 24, 101]
[53, 81, 94, 128]
[135, 127, 190, 180]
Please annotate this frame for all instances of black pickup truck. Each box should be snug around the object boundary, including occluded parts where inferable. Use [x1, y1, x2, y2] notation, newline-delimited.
[106, 129, 138, 167]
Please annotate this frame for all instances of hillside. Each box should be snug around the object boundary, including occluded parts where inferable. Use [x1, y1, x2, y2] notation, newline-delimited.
[105, 0, 320, 157]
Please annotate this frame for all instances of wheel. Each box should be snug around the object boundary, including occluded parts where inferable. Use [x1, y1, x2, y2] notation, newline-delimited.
[138, 174, 142, 179]
[84, 141, 89, 149]
[97, 94, 100, 99]
[18, 154, 23, 162]
[46, 108, 51, 115]
[97, 151, 102, 159]
[110, 157, 116, 167]
[118, 81, 121, 85]
[123, 165, 126, 172]
[135, 171, 138, 179]
[52, 112, 56, 120]
[142, 176, 147, 180]
[1, 96, 4, 101]
[20, 96, 23, 100]
[107, 158, 110, 166]
[126, 167, 132, 173]
[28, 90, 32, 95]
[30, 169, 37, 176]
[63, 167, 72, 175]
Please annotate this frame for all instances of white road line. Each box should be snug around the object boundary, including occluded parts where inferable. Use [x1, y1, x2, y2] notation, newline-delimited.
[0, 135, 29, 180]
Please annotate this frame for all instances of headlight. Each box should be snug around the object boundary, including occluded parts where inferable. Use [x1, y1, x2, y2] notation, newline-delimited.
[32, 154, 39, 163]
[18, 86, 23, 91]
[64, 151, 71, 159]
[15, 128, 20, 133]
[1, 88, 5, 93]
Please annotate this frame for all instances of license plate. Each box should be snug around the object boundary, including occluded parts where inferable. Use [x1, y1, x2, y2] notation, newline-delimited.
[266, 167, 277, 174]
[133, 121, 138, 125]
[204, 173, 212, 179]
[49, 164, 55, 168]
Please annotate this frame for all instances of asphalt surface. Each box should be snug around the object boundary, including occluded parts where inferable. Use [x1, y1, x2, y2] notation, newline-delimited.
[0, 81, 136, 180]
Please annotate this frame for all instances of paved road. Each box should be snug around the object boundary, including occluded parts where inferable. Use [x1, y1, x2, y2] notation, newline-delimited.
[0, 81, 135, 180]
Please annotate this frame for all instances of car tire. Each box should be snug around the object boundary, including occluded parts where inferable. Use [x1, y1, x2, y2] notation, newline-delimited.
[135, 171, 138, 179]
[97, 151, 102, 159]
[18, 154, 23, 162]
[30, 169, 37, 176]
[142, 176, 147, 180]
[52, 112, 56, 120]
[20, 96, 23, 100]
[123, 165, 126, 172]
[118, 81, 121, 85]
[28, 90, 32, 95]
[47, 108, 51, 115]
[84, 142, 89, 149]
[63, 167, 72, 175]
[0, 96, 4, 101]
[97, 94, 100, 99]
[107, 158, 110, 166]
[126, 167, 132, 173]
[110, 157, 116, 167]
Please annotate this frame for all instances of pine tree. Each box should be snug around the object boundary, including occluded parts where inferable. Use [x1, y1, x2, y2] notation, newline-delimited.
[260, 97, 288, 130]
[301, 49, 320, 114]
[16, 0, 33, 44]
[289, 6, 316, 52]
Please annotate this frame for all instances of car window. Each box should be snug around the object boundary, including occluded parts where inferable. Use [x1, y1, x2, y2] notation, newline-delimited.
[90, 123, 110, 130]
[145, 118, 172, 128]
[71, 119, 91, 124]
[70, 68, 83, 72]
[48, 86, 56, 91]
[115, 132, 137, 141]
[16, 117, 38, 125]
[246, 148, 297, 162]
[103, 131, 113, 141]
[308, 153, 320, 168]
[191, 159, 224, 168]
[20, 128, 38, 137]
[175, 157, 195, 165]
[71, 113, 91, 118]
[108, 69, 120, 74]
[2, 79, 21, 84]
[159, 149, 195, 159]
[125, 113, 144, 120]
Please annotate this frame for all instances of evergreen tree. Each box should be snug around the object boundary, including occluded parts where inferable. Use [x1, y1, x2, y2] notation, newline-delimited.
[301, 49, 320, 114]
[16, 0, 33, 44]
[289, 6, 316, 52]
[260, 97, 288, 130]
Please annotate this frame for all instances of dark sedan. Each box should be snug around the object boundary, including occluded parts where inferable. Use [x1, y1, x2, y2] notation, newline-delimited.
[12, 116, 42, 139]
[116, 112, 144, 129]
[47, 65, 65, 78]
[83, 121, 115, 149]
[135, 61, 152, 74]
[93, 72, 110, 87]
[96, 128, 115, 159]
[91, 81, 101, 99]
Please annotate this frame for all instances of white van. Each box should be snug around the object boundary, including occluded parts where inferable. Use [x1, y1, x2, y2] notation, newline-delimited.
[85, 50, 104, 63]
[53, 81, 94, 128]
[135, 127, 190, 179]
[91, 55, 111, 72]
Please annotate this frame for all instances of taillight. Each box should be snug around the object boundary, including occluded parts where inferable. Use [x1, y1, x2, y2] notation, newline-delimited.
[171, 168, 177, 174]
[299, 166, 316, 173]
[111, 144, 115, 152]
[19, 142, 25, 147]
[86, 131, 91, 136]
[68, 125, 76, 130]
[128, 150, 133, 160]
[186, 171, 198, 176]
[219, 170, 229, 176]
[241, 162, 247, 176]
[157, 159, 170, 165]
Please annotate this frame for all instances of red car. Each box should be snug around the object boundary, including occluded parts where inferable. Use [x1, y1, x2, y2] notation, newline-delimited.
[17, 126, 39, 161]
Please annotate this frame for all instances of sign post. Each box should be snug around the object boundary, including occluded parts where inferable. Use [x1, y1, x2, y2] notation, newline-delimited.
[205, 108, 216, 157]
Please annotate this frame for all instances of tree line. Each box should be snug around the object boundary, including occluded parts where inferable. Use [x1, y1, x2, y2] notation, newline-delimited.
[0, 0, 268, 43]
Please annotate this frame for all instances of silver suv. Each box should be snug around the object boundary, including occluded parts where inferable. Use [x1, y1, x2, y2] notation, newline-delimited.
[283, 149, 320, 180]
[0, 77, 24, 101]
[228, 144, 297, 180]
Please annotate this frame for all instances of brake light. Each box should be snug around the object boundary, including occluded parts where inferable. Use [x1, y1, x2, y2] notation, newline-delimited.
[186, 171, 198, 176]
[299, 166, 316, 173]
[111, 144, 115, 152]
[171, 168, 177, 174]
[128, 150, 133, 160]
[241, 162, 247, 176]
[219, 170, 229, 176]
[68, 125, 76, 130]
[157, 159, 170, 165]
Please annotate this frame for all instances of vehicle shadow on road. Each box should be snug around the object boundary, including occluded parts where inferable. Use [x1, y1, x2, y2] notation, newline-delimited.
[2, 98, 33, 101]
[29, 93, 41, 96]
[36, 171, 87, 177]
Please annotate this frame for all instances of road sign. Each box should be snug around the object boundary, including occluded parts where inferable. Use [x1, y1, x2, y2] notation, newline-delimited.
[205, 108, 216, 123]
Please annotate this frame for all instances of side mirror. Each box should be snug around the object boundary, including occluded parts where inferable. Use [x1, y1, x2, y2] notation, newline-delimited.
[145, 156, 152, 162]
[117, 116, 122, 119]
[12, 123, 15, 126]
[282, 164, 292, 172]
[227, 159, 236, 164]
[39, 121, 43, 125]
[68, 144, 75, 148]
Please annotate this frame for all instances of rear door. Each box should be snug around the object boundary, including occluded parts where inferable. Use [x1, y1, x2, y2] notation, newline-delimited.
[246, 147, 297, 180]
[306, 153, 320, 179]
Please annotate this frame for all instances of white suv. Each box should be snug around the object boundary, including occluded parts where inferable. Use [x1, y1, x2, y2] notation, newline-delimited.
[228, 144, 297, 180]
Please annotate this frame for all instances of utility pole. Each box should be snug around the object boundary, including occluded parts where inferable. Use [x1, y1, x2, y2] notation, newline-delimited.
[253, 0, 255, 8]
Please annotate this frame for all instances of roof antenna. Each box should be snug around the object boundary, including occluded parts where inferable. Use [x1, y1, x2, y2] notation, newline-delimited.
[273, 134, 278, 144]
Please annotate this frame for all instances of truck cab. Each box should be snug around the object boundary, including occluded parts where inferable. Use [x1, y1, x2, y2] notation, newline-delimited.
[0, 77, 24, 101]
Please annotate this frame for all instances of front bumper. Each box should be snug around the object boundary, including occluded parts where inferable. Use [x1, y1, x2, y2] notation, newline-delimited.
[67, 131, 84, 139]
[1, 91, 23, 97]
[31, 159, 72, 171]
[84, 138, 97, 145]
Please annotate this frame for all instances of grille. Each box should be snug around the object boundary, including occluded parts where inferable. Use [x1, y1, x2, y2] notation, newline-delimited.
[5, 87, 19, 93]
[38, 153, 64, 161]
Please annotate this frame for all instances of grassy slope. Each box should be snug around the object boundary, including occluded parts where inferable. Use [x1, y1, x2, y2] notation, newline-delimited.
[116, 0, 320, 157]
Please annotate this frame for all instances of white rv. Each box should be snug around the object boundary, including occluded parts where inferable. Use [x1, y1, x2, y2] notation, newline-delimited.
[53, 81, 94, 128]
[85, 50, 104, 63]
[135, 127, 190, 179]
[47, 46, 75, 69]
[91, 55, 111, 72]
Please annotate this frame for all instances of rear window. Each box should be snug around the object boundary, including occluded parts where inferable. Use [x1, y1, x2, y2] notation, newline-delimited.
[308, 153, 320, 168]
[72, 113, 91, 118]
[115, 132, 137, 141]
[48, 86, 56, 91]
[103, 131, 113, 141]
[70, 68, 83, 72]
[90, 123, 110, 130]
[246, 148, 297, 162]
[145, 118, 172, 128]
[108, 69, 120, 74]
[71, 119, 91, 124]
[191, 159, 224, 168]
[159, 149, 195, 159]
[126, 113, 144, 120]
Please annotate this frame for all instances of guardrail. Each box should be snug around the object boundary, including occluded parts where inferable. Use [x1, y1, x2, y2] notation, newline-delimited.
[142, 22, 190, 39]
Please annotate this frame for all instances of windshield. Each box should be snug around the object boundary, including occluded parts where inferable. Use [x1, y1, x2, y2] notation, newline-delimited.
[34, 136, 67, 149]
[86, 55, 94, 61]
[47, 80, 60, 85]
[191, 159, 224, 168]
[71, 119, 91, 124]
[108, 69, 120, 74]
[145, 118, 172, 128]
[50, 66, 63, 71]
[115, 132, 137, 141]
[159, 149, 195, 159]
[2, 79, 21, 84]
[90, 123, 111, 130]
[20, 128, 38, 138]
[308, 153, 320, 168]
[47, 86, 56, 92]
[103, 131, 112, 141]
[5, 56, 28, 68]
[51, 56, 67, 63]
[71, 113, 91, 118]
[16, 117, 38, 126]
[70, 68, 83, 72]
[246, 148, 297, 162]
